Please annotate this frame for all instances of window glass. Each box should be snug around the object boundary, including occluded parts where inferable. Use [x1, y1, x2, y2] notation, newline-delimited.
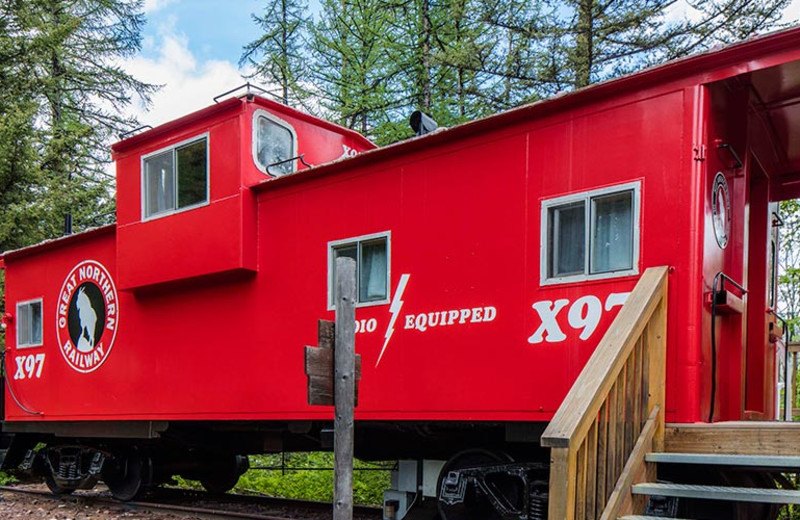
[332, 245, 357, 303]
[143, 137, 208, 218]
[591, 191, 633, 273]
[256, 116, 295, 175]
[550, 202, 585, 277]
[177, 140, 207, 208]
[360, 239, 388, 302]
[331, 235, 389, 306]
[543, 183, 638, 283]
[145, 150, 175, 216]
[17, 300, 42, 347]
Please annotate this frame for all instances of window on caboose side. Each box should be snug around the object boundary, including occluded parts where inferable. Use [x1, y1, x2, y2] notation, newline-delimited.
[142, 134, 209, 219]
[328, 233, 390, 309]
[541, 182, 640, 285]
[253, 110, 297, 176]
[16, 299, 43, 348]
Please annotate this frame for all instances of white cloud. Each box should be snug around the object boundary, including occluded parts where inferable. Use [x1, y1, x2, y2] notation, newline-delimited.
[665, 0, 800, 27]
[142, 0, 177, 14]
[783, 0, 800, 25]
[122, 28, 246, 128]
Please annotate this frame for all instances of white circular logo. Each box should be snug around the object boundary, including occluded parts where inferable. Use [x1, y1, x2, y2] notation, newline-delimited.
[56, 260, 119, 373]
[712, 172, 730, 249]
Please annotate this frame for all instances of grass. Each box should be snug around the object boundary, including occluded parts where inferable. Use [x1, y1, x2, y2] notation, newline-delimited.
[176, 452, 392, 507]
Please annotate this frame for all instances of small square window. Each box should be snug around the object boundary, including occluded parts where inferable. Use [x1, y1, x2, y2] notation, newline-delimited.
[17, 299, 43, 348]
[542, 183, 639, 284]
[143, 135, 208, 219]
[254, 112, 296, 176]
[330, 234, 390, 307]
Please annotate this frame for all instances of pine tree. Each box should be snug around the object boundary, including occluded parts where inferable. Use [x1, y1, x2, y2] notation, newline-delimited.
[241, 0, 311, 107]
[309, 0, 398, 137]
[779, 199, 800, 339]
[0, 0, 156, 243]
[480, 0, 553, 104]
[542, 0, 791, 90]
[675, 0, 791, 56]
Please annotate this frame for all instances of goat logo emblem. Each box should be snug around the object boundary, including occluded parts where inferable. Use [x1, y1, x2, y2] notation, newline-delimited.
[57, 260, 118, 373]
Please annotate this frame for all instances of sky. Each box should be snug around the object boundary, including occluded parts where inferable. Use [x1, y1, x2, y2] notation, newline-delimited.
[123, 0, 800, 130]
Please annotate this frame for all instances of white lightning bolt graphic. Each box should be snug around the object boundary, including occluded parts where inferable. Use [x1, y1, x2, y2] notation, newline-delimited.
[376, 274, 410, 367]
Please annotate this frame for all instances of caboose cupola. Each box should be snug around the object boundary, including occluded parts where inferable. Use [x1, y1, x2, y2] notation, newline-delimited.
[111, 92, 374, 290]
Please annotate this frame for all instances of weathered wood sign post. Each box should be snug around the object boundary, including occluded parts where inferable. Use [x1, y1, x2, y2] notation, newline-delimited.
[333, 257, 356, 520]
[304, 257, 360, 520]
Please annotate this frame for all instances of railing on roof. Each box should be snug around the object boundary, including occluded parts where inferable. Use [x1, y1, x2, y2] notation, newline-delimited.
[541, 266, 668, 520]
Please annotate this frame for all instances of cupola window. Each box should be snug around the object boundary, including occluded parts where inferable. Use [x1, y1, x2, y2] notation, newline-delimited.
[142, 135, 208, 219]
[253, 110, 296, 176]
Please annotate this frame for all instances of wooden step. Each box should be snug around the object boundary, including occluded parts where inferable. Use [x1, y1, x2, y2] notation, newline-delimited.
[646, 452, 800, 470]
[665, 421, 800, 456]
[632, 483, 800, 504]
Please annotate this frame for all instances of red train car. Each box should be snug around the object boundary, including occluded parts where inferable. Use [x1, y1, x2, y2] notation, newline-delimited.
[2, 26, 800, 518]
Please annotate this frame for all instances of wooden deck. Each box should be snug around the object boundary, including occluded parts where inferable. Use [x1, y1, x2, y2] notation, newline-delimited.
[665, 421, 800, 456]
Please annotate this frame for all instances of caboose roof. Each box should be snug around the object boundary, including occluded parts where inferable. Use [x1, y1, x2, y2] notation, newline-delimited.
[252, 24, 800, 196]
[1, 225, 115, 262]
[111, 94, 372, 156]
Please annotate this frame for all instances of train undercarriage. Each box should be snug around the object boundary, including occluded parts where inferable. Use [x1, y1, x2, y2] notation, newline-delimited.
[0, 419, 553, 518]
[0, 419, 781, 520]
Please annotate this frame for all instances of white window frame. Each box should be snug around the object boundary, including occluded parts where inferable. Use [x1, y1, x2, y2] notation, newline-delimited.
[252, 109, 298, 176]
[141, 133, 210, 221]
[540, 181, 641, 286]
[16, 298, 43, 348]
[327, 231, 391, 310]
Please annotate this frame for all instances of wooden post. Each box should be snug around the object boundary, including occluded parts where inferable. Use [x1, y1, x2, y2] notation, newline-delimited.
[334, 257, 356, 520]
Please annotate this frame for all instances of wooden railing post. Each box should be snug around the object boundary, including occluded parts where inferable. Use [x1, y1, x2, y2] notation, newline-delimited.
[541, 266, 669, 520]
[646, 296, 667, 452]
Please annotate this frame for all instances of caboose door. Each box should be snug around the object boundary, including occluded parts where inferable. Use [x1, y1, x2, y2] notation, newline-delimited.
[702, 81, 750, 422]
[703, 77, 782, 422]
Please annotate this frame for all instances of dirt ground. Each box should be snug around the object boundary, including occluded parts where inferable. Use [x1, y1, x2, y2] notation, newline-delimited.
[0, 490, 203, 520]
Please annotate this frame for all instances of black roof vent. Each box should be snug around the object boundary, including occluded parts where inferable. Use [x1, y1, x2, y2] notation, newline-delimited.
[409, 111, 438, 136]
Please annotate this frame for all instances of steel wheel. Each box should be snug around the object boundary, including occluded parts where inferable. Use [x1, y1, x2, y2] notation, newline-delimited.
[44, 472, 76, 495]
[437, 449, 514, 520]
[200, 454, 248, 494]
[103, 452, 150, 501]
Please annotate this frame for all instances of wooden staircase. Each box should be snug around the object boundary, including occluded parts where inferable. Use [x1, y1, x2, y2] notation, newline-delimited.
[540, 266, 800, 520]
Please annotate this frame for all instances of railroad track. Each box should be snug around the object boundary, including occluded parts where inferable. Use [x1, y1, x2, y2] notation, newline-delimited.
[0, 484, 382, 520]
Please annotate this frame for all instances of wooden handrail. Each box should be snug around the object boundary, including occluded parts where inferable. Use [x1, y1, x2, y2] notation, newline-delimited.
[541, 266, 668, 520]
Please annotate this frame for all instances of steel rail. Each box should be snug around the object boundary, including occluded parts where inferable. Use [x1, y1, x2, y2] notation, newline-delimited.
[0, 485, 346, 520]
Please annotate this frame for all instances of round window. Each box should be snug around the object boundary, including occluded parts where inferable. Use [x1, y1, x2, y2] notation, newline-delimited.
[712, 172, 730, 249]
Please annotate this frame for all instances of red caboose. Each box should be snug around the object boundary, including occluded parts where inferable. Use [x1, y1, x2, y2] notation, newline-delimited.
[2, 26, 800, 519]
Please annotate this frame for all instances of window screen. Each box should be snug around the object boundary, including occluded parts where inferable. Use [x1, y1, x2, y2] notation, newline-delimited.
[17, 300, 43, 347]
[331, 235, 389, 306]
[255, 115, 295, 176]
[544, 185, 638, 282]
[143, 136, 208, 218]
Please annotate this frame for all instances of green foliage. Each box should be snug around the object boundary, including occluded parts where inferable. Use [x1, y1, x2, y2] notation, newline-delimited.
[239, 453, 391, 506]
[245, 0, 791, 144]
[172, 453, 391, 506]
[0, 0, 156, 253]
[241, 0, 311, 107]
[0, 471, 18, 485]
[779, 199, 800, 338]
